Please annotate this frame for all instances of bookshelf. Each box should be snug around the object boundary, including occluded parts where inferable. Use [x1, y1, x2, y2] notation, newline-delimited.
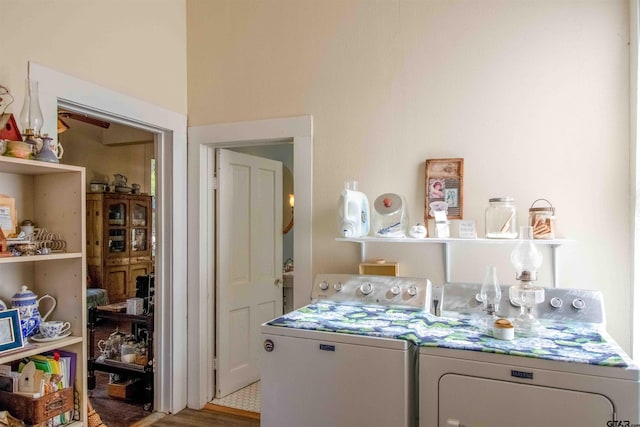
[0, 156, 87, 425]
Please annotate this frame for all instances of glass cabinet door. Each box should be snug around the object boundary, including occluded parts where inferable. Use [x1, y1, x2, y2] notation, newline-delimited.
[131, 228, 148, 253]
[131, 201, 149, 227]
[108, 228, 127, 254]
[108, 202, 127, 226]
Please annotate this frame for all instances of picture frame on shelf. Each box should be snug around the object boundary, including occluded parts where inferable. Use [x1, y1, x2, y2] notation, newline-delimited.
[425, 158, 464, 221]
[458, 220, 477, 239]
[0, 309, 24, 354]
[0, 194, 17, 237]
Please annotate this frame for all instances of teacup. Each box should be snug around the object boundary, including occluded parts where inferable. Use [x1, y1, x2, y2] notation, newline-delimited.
[39, 320, 71, 338]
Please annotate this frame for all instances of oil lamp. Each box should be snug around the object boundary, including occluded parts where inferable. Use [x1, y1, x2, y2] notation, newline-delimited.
[19, 79, 44, 139]
[509, 225, 545, 335]
[479, 265, 501, 331]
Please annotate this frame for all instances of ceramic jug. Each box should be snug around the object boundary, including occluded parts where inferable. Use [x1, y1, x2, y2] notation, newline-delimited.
[113, 173, 127, 186]
[35, 135, 59, 164]
[11, 285, 56, 338]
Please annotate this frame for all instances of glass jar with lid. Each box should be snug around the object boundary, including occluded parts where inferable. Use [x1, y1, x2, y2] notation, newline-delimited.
[528, 199, 555, 239]
[485, 197, 517, 238]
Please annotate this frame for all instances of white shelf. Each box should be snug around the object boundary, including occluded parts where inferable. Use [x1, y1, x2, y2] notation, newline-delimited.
[336, 236, 571, 245]
[0, 155, 84, 175]
[0, 336, 83, 365]
[0, 252, 82, 264]
[336, 236, 574, 287]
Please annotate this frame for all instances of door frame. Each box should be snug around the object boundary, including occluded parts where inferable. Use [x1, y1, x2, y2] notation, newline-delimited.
[31, 62, 188, 413]
[187, 115, 313, 407]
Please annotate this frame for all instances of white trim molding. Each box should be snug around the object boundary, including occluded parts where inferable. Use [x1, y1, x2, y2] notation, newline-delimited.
[631, 0, 640, 363]
[30, 62, 189, 413]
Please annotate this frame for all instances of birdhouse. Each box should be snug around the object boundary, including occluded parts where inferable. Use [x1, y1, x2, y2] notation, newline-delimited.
[0, 113, 22, 141]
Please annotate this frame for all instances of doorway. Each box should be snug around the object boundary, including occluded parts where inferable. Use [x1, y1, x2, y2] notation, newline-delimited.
[187, 115, 313, 409]
[32, 62, 188, 414]
[58, 106, 157, 424]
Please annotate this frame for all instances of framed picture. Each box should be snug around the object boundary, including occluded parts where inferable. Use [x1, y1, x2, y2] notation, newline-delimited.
[425, 158, 464, 221]
[0, 309, 24, 353]
[0, 194, 17, 237]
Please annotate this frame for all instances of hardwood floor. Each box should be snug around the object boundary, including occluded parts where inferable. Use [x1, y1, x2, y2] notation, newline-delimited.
[143, 408, 260, 426]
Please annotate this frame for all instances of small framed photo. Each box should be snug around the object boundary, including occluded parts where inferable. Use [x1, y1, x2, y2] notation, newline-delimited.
[0, 309, 23, 353]
[444, 188, 459, 208]
[425, 158, 464, 221]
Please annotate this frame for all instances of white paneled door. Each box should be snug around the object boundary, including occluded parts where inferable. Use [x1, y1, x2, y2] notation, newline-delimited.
[216, 148, 283, 398]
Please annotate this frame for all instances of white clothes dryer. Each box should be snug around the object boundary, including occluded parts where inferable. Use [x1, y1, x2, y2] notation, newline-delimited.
[418, 283, 639, 427]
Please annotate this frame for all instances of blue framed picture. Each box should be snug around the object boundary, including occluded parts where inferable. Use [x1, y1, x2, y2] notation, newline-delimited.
[0, 309, 24, 353]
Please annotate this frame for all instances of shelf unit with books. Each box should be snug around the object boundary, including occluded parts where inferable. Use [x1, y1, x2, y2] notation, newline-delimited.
[0, 155, 87, 426]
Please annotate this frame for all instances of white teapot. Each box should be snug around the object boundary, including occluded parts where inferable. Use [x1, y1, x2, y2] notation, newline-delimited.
[11, 285, 56, 338]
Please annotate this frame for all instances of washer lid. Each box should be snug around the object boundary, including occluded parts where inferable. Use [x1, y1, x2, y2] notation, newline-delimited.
[374, 193, 403, 215]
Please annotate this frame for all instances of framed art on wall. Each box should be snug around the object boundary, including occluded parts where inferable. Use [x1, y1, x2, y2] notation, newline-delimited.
[425, 158, 464, 221]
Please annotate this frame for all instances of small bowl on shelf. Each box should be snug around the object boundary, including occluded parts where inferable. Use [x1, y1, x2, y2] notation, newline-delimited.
[15, 243, 38, 256]
[3, 140, 35, 160]
[115, 186, 132, 194]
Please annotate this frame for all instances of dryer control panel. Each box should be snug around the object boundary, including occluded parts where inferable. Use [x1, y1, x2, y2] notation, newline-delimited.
[440, 282, 606, 327]
[312, 273, 431, 310]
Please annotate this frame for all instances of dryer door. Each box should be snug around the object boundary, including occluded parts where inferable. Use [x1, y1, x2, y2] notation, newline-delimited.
[439, 374, 614, 427]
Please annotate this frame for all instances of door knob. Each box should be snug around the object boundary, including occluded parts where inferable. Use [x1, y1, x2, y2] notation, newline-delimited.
[275, 278, 283, 287]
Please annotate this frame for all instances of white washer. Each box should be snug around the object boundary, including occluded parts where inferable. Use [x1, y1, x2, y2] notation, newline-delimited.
[261, 274, 431, 427]
[419, 283, 640, 427]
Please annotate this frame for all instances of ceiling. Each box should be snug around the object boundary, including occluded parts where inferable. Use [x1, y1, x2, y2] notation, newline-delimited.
[58, 109, 155, 145]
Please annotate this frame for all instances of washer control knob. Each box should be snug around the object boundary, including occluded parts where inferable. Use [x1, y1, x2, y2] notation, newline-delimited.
[572, 298, 586, 310]
[319, 281, 329, 291]
[549, 297, 563, 309]
[390, 285, 401, 296]
[475, 293, 484, 303]
[407, 285, 418, 297]
[333, 282, 344, 291]
[360, 282, 373, 295]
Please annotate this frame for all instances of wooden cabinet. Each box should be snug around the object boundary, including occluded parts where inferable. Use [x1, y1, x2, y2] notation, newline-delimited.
[0, 156, 87, 426]
[87, 193, 153, 302]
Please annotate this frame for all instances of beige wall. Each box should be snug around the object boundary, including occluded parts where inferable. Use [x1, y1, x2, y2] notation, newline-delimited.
[1, 0, 185, 240]
[187, 1, 632, 351]
[60, 121, 154, 194]
[1, 0, 631, 352]
[1, 0, 187, 116]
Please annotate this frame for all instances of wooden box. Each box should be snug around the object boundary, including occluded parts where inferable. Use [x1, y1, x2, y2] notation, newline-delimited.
[0, 387, 73, 424]
[107, 378, 140, 399]
[359, 261, 399, 276]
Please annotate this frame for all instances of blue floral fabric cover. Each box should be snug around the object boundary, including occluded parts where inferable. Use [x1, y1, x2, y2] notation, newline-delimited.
[266, 302, 635, 368]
